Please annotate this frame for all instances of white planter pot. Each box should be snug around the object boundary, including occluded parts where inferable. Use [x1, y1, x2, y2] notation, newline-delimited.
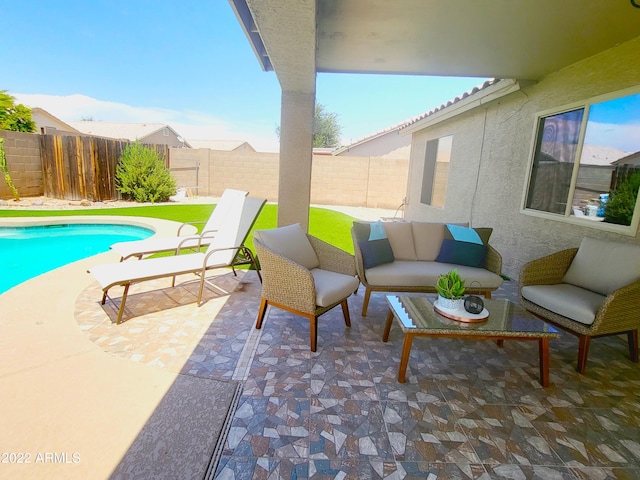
[437, 295, 463, 311]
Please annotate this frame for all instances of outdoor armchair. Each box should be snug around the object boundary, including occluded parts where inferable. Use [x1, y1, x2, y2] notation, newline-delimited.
[519, 237, 640, 373]
[253, 223, 360, 352]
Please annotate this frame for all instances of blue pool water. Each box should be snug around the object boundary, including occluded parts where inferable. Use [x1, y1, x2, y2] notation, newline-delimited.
[0, 223, 153, 294]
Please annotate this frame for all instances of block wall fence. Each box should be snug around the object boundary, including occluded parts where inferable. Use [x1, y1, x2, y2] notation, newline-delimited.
[0, 131, 43, 199]
[0, 130, 408, 209]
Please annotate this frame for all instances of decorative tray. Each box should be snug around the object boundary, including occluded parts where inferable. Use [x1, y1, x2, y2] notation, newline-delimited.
[433, 300, 489, 323]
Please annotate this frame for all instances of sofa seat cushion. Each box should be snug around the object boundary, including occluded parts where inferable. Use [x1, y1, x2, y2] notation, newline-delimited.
[311, 268, 360, 308]
[521, 283, 605, 326]
[364, 260, 503, 290]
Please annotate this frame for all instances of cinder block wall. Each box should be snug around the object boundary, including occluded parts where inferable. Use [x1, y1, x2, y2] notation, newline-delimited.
[170, 148, 408, 209]
[0, 130, 43, 200]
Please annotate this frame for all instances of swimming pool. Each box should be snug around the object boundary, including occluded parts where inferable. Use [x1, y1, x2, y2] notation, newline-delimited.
[0, 223, 153, 294]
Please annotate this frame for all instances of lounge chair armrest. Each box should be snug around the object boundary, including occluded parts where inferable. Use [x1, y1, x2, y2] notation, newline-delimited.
[177, 221, 205, 236]
[519, 248, 578, 288]
[255, 241, 316, 314]
[592, 278, 640, 334]
[307, 235, 356, 276]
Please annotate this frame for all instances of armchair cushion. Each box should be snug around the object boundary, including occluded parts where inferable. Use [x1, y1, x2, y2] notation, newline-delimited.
[562, 237, 640, 295]
[311, 268, 360, 307]
[253, 223, 319, 270]
[353, 221, 394, 269]
[521, 284, 605, 325]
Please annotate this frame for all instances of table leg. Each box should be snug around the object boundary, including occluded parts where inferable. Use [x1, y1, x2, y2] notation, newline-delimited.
[539, 337, 550, 387]
[398, 334, 414, 383]
[497, 340, 504, 347]
[383, 309, 394, 342]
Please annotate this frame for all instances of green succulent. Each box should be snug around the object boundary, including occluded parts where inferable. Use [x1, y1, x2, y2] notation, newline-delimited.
[435, 269, 466, 299]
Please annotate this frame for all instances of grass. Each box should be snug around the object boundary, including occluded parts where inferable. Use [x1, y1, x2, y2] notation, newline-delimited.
[0, 203, 358, 254]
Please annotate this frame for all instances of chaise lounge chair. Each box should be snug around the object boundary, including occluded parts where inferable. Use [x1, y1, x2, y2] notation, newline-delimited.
[88, 195, 266, 324]
[110, 188, 249, 261]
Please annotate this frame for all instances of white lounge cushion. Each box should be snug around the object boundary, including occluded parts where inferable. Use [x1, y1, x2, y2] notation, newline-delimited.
[383, 221, 417, 260]
[364, 260, 503, 289]
[563, 237, 640, 295]
[521, 284, 605, 326]
[254, 223, 320, 270]
[311, 268, 360, 307]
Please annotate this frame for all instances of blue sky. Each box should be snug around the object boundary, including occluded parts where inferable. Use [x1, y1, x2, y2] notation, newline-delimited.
[3, 1, 488, 152]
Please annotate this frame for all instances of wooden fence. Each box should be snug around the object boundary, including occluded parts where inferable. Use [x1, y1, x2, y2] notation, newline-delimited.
[40, 135, 169, 201]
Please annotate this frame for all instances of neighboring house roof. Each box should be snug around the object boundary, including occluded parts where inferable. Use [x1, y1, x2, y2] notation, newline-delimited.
[332, 118, 414, 156]
[611, 150, 640, 166]
[67, 121, 188, 145]
[31, 108, 81, 134]
[187, 139, 256, 152]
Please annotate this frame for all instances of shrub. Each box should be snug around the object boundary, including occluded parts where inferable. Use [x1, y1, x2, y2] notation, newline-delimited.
[115, 142, 176, 203]
[604, 171, 640, 226]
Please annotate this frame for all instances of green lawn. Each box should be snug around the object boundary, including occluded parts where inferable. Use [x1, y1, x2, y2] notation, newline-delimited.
[0, 203, 357, 254]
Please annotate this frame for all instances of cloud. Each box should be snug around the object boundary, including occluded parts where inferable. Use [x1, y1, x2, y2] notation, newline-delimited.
[12, 93, 280, 152]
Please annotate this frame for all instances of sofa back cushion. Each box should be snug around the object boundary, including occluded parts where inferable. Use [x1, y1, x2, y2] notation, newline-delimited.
[254, 223, 320, 270]
[435, 225, 493, 268]
[383, 222, 417, 260]
[411, 222, 446, 261]
[562, 236, 640, 295]
[353, 221, 395, 269]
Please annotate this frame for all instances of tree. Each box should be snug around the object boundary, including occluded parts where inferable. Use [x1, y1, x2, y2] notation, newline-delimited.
[312, 103, 342, 148]
[0, 90, 36, 133]
[275, 102, 342, 148]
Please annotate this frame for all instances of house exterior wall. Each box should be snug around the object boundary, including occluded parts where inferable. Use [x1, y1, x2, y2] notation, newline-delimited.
[141, 129, 184, 148]
[30, 110, 78, 135]
[0, 130, 43, 199]
[405, 35, 640, 279]
[336, 130, 411, 158]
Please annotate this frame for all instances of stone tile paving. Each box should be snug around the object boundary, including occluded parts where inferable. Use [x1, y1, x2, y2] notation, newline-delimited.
[75, 270, 640, 479]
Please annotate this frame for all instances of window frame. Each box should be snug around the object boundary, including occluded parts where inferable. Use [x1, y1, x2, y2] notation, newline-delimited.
[521, 86, 640, 236]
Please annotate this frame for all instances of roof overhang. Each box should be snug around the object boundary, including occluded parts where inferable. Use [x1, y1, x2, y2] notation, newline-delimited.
[231, 0, 640, 83]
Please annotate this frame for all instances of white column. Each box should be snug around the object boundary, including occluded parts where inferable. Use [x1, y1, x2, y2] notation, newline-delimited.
[278, 90, 315, 230]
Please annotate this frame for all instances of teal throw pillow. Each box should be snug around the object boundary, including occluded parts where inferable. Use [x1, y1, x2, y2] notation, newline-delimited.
[353, 221, 394, 269]
[435, 224, 492, 268]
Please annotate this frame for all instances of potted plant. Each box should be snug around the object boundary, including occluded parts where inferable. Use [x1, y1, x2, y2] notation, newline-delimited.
[435, 269, 466, 310]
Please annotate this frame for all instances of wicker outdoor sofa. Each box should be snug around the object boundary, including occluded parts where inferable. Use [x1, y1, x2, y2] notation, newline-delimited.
[351, 220, 504, 316]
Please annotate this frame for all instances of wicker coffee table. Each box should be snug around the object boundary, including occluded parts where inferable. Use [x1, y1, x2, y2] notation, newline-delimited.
[384, 295, 560, 386]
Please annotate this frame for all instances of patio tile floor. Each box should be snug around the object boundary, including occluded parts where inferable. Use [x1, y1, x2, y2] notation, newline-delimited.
[75, 270, 640, 479]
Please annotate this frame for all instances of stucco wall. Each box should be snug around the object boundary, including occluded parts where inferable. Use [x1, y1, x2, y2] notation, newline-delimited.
[405, 35, 640, 280]
[0, 130, 43, 199]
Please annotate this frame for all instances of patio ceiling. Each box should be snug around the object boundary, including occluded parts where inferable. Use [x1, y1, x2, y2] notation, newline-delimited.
[231, 0, 640, 88]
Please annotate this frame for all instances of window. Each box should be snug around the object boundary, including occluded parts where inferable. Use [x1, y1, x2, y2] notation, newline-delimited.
[523, 88, 640, 233]
[421, 135, 452, 207]
[162, 128, 169, 137]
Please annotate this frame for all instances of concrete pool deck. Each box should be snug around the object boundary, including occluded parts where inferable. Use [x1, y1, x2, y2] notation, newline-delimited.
[0, 216, 238, 479]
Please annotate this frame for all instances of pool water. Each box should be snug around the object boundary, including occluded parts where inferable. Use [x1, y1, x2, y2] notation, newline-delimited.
[0, 224, 153, 294]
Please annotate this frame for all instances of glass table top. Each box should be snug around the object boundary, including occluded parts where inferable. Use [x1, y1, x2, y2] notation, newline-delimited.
[386, 295, 559, 338]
